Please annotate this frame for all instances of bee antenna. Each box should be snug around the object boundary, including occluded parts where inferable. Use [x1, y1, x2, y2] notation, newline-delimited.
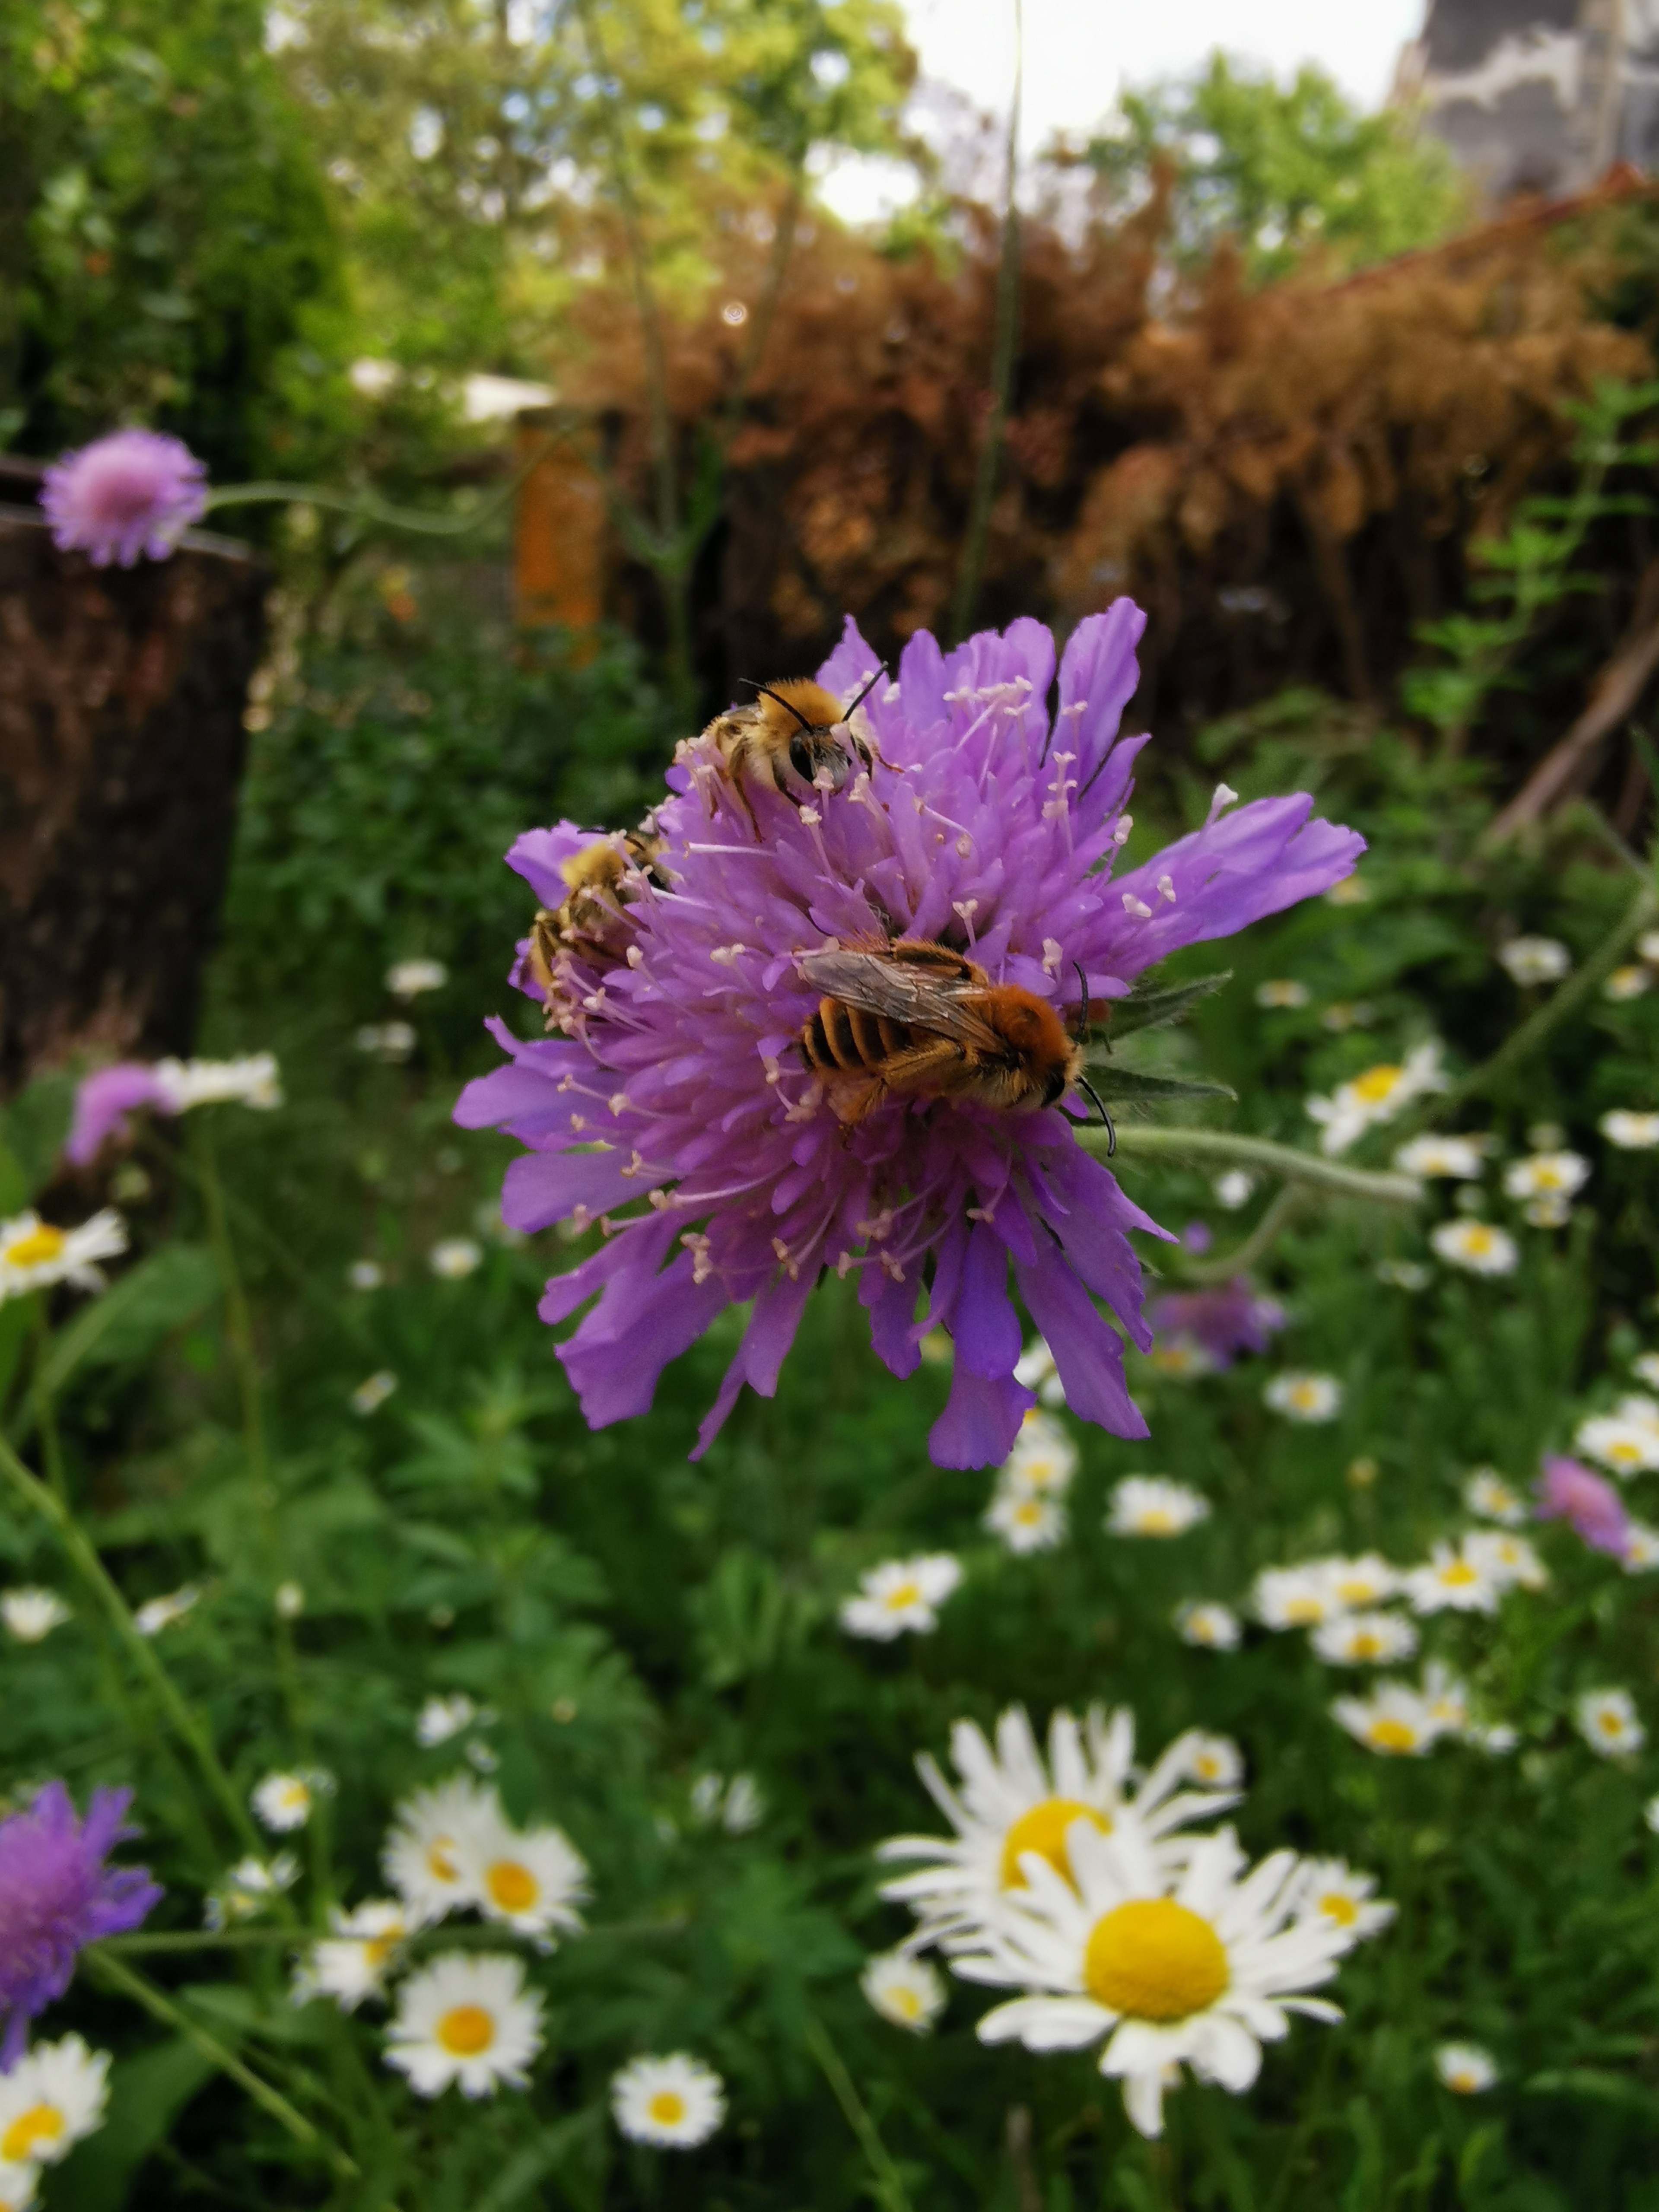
[739, 679, 816, 734]
[1076, 1073, 1116, 1155]
[842, 662, 888, 718]
[1072, 958, 1090, 1038]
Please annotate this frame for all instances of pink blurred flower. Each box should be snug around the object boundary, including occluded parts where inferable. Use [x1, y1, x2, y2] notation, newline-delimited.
[42, 429, 207, 567]
[65, 1064, 174, 1164]
[1536, 1454, 1630, 1559]
[1147, 1279, 1287, 1369]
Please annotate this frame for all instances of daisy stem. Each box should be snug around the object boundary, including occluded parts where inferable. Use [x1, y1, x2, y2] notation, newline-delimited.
[85, 1948, 359, 2182]
[0, 1427, 263, 1857]
[802, 2016, 914, 2212]
[30, 1302, 68, 1504]
[98, 1929, 296, 1952]
[1087, 1126, 1421, 1205]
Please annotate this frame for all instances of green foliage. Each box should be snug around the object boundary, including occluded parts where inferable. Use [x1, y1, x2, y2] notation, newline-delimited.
[1084, 54, 1468, 283]
[3, 0, 340, 471]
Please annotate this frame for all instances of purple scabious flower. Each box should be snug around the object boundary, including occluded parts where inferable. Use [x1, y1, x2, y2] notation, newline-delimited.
[41, 430, 207, 568]
[64, 1064, 175, 1166]
[1147, 1279, 1287, 1369]
[1536, 1454, 1629, 1559]
[0, 1782, 160, 2063]
[456, 606, 1363, 1468]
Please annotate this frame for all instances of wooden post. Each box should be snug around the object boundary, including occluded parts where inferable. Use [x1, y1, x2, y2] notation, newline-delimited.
[0, 508, 266, 1096]
[514, 410, 605, 633]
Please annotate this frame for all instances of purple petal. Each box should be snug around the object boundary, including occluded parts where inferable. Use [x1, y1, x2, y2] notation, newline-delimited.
[692, 1265, 816, 1458]
[930, 1363, 1034, 1469]
[1015, 1235, 1147, 1438]
[952, 1221, 1023, 1379]
[65, 1064, 174, 1164]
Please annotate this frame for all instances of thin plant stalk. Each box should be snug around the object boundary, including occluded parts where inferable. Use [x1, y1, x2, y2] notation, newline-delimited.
[1083, 1124, 1422, 1205]
[803, 2016, 914, 2212]
[0, 1428, 264, 1857]
[949, 0, 1023, 644]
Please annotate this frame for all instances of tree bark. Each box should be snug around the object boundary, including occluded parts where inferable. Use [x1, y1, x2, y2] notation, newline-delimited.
[0, 508, 266, 1096]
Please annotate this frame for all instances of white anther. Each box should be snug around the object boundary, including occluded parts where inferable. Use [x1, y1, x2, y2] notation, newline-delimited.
[1122, 893, 1153, 920]
[1157, 874, 1176, 903]
[1042, 938, 1064, 976]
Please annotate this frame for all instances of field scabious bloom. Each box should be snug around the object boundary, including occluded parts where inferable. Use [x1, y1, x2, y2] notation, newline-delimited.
[1145, 1281, 1285, 1369]
[877, 1705, 1240, 1953]
[65, 1056, 281, 1163]
[41, 429, 207, 566]
[457, 608, 1362, 1468]
[0, 1784, 159, 2063]
[955, 1823, 1349, 2139]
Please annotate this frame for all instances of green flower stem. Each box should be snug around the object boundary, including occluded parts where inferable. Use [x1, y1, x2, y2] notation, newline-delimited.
[198, 432, 565, 541]
[802, 2017, 914, 2212]
[1082, 1124, 1423, 1205]
[30, 1305, 67, 1503]
[0, 1428, 262, 1856]
[97, 1928, 296, 1953]
[85, 1948, 357, 2182]
[1180, 1183, 1308, 1287]
[1431, 872, 1659, 1114]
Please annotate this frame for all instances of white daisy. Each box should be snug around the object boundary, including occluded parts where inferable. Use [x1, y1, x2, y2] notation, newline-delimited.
[1436, 2043, 1498, 2093]
[1253, 1566, 1341, 1630]
[876, 1705, 1240, 1954]
[1633, 1353, 1659, 1391]
[1463, 1530, 1547, 1591]
[1263, 1373, 1342, 1423]
[251, 1770, 333, 1834]
[1305, 1044, 1446, 1157]
[0, 2161, 36, 2212]
[429, 1239, 483, 1280]
[154, 1055, 281, 1112]
[1316, 1554, 1402, 1611]
[356, 1020, 416, 1062]
[385, 1951, 543, 2098]
[1332, 1679, 1456, 1757]
[1463, 1470, 1526, 1526]
[1001, 1409, 1078, 1494]
[0, 1211, 127, 1303]
[350, 1370, 398, 1416]
[1311, 1612, 1418, 1666]
[1422, 1662, 1471, 1735]
[1392, 1135, 1486, 1180]
[1576, 1688, 1645, 1757]
[0, 1589, 70, 1643]
[274, 1581, 305, 1619]
[203, 1853, 299, 1929]
[1646, 1794, 1659, 1834]
[1574, 1411, 1659, 1478]
[959, 1823, 1348, 2140]
[985, 1489, 1068, 1553]
[611, 2054, 726, 2148]
[0, 2036, 110, 2166]
[1468, 1723, 1519, 1754]
[452, 1800, 588, 1943]
[1320, 1000, 1374, 1031]
[1622, 1520, 1659, 1572]
[133, 1583, 200, 1636]
[1013, 1341, 1068, 1408]
[1105, 1477, 1210, 1537]
[382, 1773, 496, 1925]
[1497, 936, 1570, 985]
[292, 1900, 409, 2011]
[1602, 1109, 1659, 1150]
[719, 1773, 764, 1834]
[861, 1950, 947, 2034]
[1430, 1220, 1519, 1276]
[1293, 1859, 1395, 1949]
[1173, 1602, 1242, 1652]
[416, 1694, 481, 1748]
[386, 958, 448, 999]
[1605, 963, 1651, 1002]
[1213, 1170, 1255, 1210]
[1503, 1151, 1589, 1203]
[839, 1555, 961, 1640]
[347, 1260, 384, 1292]
[1404, 1540, 1504, 1616]
[1375, 1258, 1431, 1290]
[1178, 1734, 1244, 1790]
[1255, 979, 1309, 1008]
[1149, 1341, 1215, 1380]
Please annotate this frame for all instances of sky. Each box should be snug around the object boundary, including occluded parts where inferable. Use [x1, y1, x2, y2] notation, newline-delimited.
[817, 0, 1432, 222]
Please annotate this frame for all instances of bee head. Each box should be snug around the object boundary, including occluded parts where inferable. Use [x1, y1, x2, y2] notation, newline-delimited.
[741, 667, 887, 792]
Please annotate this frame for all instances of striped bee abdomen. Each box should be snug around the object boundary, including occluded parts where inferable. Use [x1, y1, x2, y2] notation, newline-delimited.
[802, 999, 927, 1078]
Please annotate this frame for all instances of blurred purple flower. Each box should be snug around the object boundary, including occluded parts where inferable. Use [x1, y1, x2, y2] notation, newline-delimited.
[65, 1064, 174, 1166]
[457, 607, 1363, 1468]
[1536, 1454, 1629, 1559]
[1147, 1279, 1287, 1369]
[41, 430, 207, 567]
[0, 1782, 160, 2064]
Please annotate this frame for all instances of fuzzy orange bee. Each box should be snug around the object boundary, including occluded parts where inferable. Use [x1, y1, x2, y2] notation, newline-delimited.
[682, 667, 888, 832]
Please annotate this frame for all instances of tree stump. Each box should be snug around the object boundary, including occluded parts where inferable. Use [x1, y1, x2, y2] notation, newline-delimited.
[0, 506, 266, 1096]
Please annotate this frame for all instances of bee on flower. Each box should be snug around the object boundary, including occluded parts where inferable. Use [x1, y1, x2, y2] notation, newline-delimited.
[1305, 1044, 1446, 1157]
[1292, 1859, 1395, 1950]
[954, 1821, 1351, 2139]
[1575, 1688, 1646, 1757]
[1173, 1601, 1242, 1651]
[1430, 1219, 1519, 1276]
[861, 1950, 947, 2034]
[1105, 1477, 1210, 1537]
[839, 1555, 962, 1640]
[1263, 1372, 1342, 1423]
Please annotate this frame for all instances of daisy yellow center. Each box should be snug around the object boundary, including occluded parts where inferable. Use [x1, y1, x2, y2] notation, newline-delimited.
[1334, 1580, 1376, 1605]
[1597, 1711, 1626, 1735]
[1351, 1065, 1402, 1105]
[1137, 1509, 1176, 1532]
[436, 2003, 496, 2056]
[1, 2104, 66, 2161]
[1446, 2067, 1479, 2092]
[1084, 1898, 1229, 2022]
[1288, 1386, 1322, 1411]
[362, 1935, 399, 1967]
[1000, 1798, 1112, 1887]
[1282, 1596, 1324, 1624]
[883, 1580, 921, 1610]
[1459, 1227, 1496, 1254]
[279, 1783, 309, 1808]
[427, 1838, 459, 1881]
[1609, 1441, 1642, 1465]
[1367, 1718, 1419, 1752]
[1023, 1462, 1061, 1488]
[1532, 1164, 1566, 1189]
[3, 1226, 66, 1268]
[1438, 1561, 1479, 1587]
[1319, 1892, 1360, 1926]
[1349, 1631, 1382, 1659]
[648, 2090, 687, 2126]
[887, 1985, 922, 2020]
[487, 1859, 540, 1913]
[1193, 1754, 1224, 1780]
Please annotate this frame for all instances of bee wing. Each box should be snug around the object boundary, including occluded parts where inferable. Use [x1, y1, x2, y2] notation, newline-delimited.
[797, 950, 1005, 1052]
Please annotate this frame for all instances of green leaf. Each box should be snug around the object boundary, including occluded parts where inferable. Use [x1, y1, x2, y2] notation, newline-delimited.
[1079, 1065, 1236, 1104]
[0, 1071, 74, 1201]
[41, 1244, 219, 1396]
[1525, 2067, 1659, 2119]
[51, 2036, 215, 2212]
[1100, 970, 1231, 1041]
